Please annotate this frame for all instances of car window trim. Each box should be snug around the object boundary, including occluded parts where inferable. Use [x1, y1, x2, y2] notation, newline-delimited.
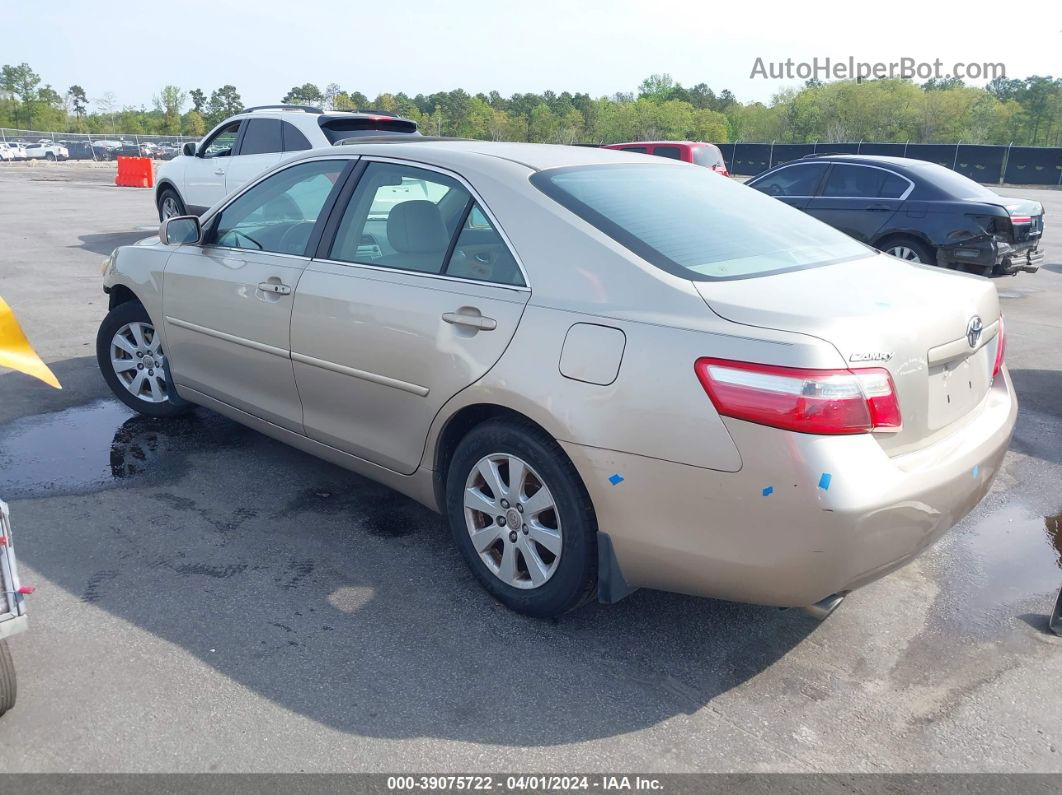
[747, 161, 830, 199]
[313, 154, 530, 290]
[198, 155, 355, 258]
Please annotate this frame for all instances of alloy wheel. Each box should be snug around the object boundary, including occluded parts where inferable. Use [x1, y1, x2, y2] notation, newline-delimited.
[160, 196, 181, 220]
[463, 453, 563, 589]
[886, 245, 922, 263]
[110, 322, 169, 403]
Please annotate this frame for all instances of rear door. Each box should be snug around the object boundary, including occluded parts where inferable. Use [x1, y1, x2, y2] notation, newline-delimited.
[290, 158, 530, 474]
[747, 162, 828, 210]
[224, 118, 285, 195]
[804, 164, 911, 243]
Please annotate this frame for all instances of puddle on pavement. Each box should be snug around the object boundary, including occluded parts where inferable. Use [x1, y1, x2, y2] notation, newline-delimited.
[0, 399, 249, 498]
[938, 503, 1062, 631]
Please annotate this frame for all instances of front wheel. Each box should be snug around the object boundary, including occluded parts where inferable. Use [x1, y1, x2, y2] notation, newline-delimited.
[157, 187, 186, 222]
[96, 301, 190, 418]
[446, 419, 597, 618]
[45, 151, 56, 161]
[0, 640, 15, 718]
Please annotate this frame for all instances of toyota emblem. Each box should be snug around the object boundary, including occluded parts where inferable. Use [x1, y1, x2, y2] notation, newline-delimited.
[966, 315, 984, 348]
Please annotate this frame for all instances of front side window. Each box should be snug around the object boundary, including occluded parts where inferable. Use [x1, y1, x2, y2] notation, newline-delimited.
[620, 146, 648, 154]
[201, 121, 241, 158]
[329, 162, 523, 285]
[532, 163, 869, 280]
[749, 163, 827, 197]
[238, 119, 283, 156]
[210, 159, 345, 255]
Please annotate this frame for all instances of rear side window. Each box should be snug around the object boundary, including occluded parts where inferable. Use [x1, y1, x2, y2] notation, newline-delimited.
[532, 163, 868, 280]
[653, 146, 683, 160]
[878, 172, 910, 199]
[282, 122, 312, 152]
[750, 163, 827, 197]
[238, 119, 283, 156]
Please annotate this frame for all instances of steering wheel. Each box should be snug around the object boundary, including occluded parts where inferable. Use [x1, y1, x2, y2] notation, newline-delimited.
[278, 221, 315, 255]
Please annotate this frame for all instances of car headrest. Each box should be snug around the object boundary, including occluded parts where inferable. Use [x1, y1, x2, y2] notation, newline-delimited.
[387, 200, 448, 254]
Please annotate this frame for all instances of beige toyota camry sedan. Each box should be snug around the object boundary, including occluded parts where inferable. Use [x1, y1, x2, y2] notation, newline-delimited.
[96, 140, 1016, 619]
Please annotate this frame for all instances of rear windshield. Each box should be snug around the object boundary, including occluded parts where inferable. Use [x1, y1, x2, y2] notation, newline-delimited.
[692, 145, 725, 168]
[320, 117, 420, 144]
[907, 161, 999, 200]
[531, 164, 868, 280]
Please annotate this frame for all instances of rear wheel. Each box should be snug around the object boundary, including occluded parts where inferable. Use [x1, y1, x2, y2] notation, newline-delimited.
[880, 236, 933, 265]
[446, 419, 597, 618]
[96, 301, 190, 418]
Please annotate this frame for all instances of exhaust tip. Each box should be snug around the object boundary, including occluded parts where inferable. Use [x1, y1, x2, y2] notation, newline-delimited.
[801, 592, 847, 621]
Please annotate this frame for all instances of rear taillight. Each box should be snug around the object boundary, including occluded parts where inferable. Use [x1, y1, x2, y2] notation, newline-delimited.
[694, 358, 902, 435]
[1009, 215, 1032, 225]
[992, 314, 1006, 381]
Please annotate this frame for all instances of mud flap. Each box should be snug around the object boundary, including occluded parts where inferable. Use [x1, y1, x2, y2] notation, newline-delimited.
[1050, 585, 1062, 637]
[597, 532, 637, 604]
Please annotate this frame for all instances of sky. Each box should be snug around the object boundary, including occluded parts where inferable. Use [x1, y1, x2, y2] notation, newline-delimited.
[3, 0, 1060, 110]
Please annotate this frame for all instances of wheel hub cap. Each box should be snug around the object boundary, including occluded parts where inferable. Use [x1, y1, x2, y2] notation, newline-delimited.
[110, 321, 169, 403]
[463, 453, 562, 590]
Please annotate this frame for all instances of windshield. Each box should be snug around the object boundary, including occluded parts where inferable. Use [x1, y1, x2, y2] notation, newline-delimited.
[531, 164, 869, 280]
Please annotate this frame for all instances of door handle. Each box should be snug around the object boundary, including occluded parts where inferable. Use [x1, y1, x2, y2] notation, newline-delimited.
[258, 281, 291, 296]
[214, 168, 225, 176]
[442, 312, 496, 331]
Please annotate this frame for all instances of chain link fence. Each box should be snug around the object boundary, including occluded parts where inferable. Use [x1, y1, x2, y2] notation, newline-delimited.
[0, 128, 200, 161]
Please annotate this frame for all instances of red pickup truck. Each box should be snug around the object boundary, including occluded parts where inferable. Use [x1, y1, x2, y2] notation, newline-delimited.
[604, 141, 730, 176]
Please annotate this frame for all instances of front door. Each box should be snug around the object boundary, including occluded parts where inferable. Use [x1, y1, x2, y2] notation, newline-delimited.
[290, 160, 530, 474]
[163, 158, 349, 432]
[184, 120, 242, 211]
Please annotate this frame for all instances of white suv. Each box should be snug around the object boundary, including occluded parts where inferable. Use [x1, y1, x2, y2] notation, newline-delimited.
[155, 104, 420, 220]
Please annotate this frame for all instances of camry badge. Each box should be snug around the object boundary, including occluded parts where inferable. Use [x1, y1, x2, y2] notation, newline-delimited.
[849, 352, 893, 362]
[966, 315, 984, 348]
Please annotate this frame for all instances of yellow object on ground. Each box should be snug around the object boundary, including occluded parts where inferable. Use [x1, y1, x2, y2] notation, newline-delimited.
[0, 295, 61, 389]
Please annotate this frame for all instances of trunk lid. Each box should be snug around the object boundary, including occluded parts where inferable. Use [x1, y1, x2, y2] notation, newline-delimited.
[694, 253, 1001, 454]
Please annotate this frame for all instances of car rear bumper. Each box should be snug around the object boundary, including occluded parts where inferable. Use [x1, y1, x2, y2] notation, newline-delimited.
[940, 238, 1043, 273]
[566, 369, 1017, 608]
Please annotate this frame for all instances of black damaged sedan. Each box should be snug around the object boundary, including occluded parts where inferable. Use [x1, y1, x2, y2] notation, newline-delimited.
[747, 154, 1044, 277]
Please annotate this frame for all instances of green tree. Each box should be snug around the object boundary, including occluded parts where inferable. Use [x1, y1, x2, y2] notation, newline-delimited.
[183, 110, 206, 137]
[282, 83, 323, 106]
[205, 85, 242, 125]
[154, 85, 187, 135]
[189, 88, 206, 113]
[1, 63, 42, 126]
[67, 84, 88, 128]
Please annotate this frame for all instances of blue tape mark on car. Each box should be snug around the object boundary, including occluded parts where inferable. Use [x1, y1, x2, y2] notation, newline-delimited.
[972, 464, 980, 478]
[608, 474, 624, 486]
[818, 473, 832, 491]
[762, 486, 774, 497]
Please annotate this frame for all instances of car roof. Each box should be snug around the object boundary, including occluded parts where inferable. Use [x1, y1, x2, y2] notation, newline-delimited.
[309, 139, 672, 172]
[608, 140, 716, 148]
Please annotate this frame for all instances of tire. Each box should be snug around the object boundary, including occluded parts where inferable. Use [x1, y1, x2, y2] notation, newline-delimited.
[879, 236, 934, 265]
[445, 418, 597, 618]
[157, 187, 186, 222]
[0, 640, 15, 718]
[45, 151, 56, 161]
[96, 301, 190, 418]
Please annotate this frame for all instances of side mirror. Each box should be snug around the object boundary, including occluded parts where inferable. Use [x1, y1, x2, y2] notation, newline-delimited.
[182, 141, 198, 157]
[160, 215, 201, 246]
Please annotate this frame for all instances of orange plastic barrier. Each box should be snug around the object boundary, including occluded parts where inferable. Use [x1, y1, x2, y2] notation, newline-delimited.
[115, 156, 154, 189]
